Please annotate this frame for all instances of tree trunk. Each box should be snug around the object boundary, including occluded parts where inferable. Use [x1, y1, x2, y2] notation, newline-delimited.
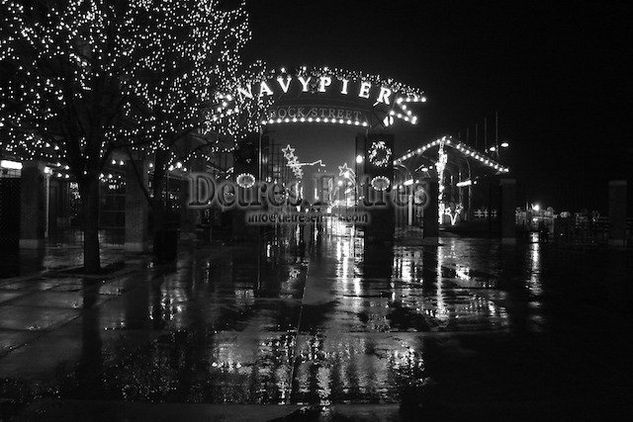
[152, 149, 178, 261]
[80, 177, 101, 273]
[152, 149, 169, 236]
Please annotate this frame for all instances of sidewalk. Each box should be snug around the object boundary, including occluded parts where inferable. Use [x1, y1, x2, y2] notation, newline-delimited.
[0, 230, 127, 280]
[1, 233, 632, 420]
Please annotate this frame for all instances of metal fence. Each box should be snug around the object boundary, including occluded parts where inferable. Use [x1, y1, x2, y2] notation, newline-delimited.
[552, 216, 608, 245]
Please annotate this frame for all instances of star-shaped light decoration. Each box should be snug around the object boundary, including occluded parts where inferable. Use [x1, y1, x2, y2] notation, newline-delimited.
[338, 162, 355, 179]
[282, 144, 304, 180]
[282, 144, 295, 159]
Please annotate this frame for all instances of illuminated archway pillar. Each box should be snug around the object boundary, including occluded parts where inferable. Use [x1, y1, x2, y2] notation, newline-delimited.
[608, 180, 628, 246]
[124, 159, 149, 252]
[364, 194, 395, 243]
[499, 178, 517, 243]
[423, 178, 439, 239]
[362, 132, 395, 243]
[19, 161, 48, 249]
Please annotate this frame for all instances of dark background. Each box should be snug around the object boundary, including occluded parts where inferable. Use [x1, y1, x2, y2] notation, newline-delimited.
[242, 0, 632, 211]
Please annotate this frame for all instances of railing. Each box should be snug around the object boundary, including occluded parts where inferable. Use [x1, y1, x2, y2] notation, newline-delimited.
[552, 216, 610, 246]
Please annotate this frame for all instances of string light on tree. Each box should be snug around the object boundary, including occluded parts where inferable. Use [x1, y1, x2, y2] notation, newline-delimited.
[0, 0, 252, 272]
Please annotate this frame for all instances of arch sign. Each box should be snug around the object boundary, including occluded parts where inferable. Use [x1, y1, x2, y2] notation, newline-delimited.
[210, 66, 427, 130]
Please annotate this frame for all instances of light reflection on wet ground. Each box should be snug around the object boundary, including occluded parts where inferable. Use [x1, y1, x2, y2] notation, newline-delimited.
[1, 221, 632, 418]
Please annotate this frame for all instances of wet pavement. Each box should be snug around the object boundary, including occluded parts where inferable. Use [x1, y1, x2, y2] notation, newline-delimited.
[0, 222, 632, 420]
[0, 230, 126, 279]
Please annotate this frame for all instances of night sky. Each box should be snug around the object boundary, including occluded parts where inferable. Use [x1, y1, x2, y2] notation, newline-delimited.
[243, 0, 632, 211]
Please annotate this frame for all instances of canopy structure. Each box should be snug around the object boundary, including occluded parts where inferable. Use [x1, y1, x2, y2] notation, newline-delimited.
[394, 136, 511, 226]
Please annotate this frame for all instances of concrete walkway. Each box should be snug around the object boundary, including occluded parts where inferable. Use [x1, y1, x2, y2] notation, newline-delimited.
[1, 227, 632, 420]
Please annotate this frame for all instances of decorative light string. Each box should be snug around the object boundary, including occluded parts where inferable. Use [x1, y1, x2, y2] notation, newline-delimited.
[393, 136, 510, 173]
[368, 140, 393, 167]
[211, 65, 427, 129]
[261, 116, 369, 128]
[0, 0, 250, 176]
[436, 139, 448, 224]
[282, 144, 303, 179]
[370, 175, 390, 191]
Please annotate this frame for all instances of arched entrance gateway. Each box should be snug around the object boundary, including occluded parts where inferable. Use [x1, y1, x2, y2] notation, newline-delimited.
[197, 66, 428, 241]
[197, 66, 513, 241]
[0, 66, 514, 251]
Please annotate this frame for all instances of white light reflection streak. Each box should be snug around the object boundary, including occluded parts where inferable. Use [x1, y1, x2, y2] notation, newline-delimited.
[527, 242, 543, 296]
[436, 245, 448, 321]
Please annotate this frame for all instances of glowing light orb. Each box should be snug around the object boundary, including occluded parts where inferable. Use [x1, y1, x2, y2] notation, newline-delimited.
[236, 172, 256, 188]
[370, 176, 390, 191]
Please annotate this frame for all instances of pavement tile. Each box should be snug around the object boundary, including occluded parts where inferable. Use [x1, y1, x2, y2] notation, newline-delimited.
[0, 233, 630, 419]
[0, 279, 60, 291]
[0, 329, 38, 355]
[0, 304, 79, 331]
[0, 290, 31, 304]
[6, 290, 108, 310]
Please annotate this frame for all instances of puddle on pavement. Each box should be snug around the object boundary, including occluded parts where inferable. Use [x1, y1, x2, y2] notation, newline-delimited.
[2, 224, 631, 417]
